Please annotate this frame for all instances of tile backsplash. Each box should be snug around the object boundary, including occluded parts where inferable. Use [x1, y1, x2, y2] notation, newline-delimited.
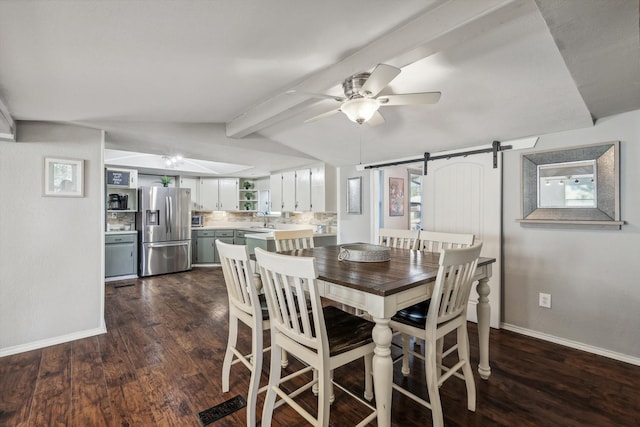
[106, 211, 135, 231]
[106, 210, 337, 233]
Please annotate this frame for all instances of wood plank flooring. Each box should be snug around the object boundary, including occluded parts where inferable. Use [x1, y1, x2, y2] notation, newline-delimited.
[1, 267, 639, 426]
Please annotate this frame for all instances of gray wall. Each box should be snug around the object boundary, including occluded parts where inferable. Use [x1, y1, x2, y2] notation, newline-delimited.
[502, 109, 640, 361]
[337, 165, 374, 244]
[0, 122, 105, 355]
[337, 109, 640, 363]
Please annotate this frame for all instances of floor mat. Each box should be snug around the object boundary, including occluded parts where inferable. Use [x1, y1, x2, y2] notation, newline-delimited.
[198, 395, 247, 426]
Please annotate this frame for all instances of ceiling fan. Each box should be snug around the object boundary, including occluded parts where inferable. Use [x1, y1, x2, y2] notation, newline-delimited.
[288, 64, 441, 126]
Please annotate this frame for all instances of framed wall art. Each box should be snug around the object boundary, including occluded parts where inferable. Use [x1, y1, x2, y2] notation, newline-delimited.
[389, 177, 404, 216]
[346, 176, 362, 214]
[43, 157, 84, 197]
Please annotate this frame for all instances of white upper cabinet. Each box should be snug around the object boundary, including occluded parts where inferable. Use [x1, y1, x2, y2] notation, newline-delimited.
[106, 168, 138, 189]
[179, 176, 199, 210]
[269, 164, 336, 213]
[270, 173, 283, 212]
[295, 168, 311, 211]
[311, 164, 336, 212]
[281, 170, 296, 212]
[198, 178, 238, 211]
[218, 178, 239, 210]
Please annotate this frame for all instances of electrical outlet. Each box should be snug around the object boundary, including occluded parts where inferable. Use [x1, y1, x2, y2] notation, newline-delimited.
[539, 293, 552, 308]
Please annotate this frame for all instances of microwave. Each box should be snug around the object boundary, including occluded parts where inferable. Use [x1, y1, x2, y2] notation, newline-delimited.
[192, 215, 204, 227]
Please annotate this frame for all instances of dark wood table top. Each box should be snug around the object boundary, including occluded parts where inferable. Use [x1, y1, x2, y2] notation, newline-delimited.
[280, 244, 496, 297]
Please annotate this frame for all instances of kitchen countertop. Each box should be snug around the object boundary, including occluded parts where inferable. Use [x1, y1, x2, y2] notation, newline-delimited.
[244, 231, 337, 240]
[105, 225, 335, 238]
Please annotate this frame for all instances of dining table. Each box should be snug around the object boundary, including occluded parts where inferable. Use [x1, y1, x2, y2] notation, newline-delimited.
[281, 244, 496, 427]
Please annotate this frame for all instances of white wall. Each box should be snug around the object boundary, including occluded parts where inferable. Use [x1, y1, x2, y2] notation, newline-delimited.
[502, 109, 640, 361]
[0, 122, 105, 356]
[383, 167, 409, 229]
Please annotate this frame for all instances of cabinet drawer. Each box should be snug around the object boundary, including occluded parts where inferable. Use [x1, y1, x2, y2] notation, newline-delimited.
[195, 230, 216, 237]
[105, 234, 136, 244]
[215, 230, 234, 237]
[235, 230, 246, 238]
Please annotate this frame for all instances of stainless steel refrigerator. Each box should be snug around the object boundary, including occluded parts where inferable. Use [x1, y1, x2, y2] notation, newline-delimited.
[137, 187, 192, 277]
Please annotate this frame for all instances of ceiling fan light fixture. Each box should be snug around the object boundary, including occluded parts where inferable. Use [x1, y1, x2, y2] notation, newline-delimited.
[341, 97, 380, 124]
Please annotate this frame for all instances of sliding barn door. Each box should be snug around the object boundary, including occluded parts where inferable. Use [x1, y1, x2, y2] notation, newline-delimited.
[423, 154, 501, 328]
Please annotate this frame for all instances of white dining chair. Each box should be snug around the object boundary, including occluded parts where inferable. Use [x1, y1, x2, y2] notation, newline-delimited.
[415, 230, 475, 252]
[396, 230, 475, 374]
[390, 243, 483, 427]
[216, 239, 269, 427]
[378, 228, 420, 249]
[255, 248, 377, 427]
[273, 229, 315, 251]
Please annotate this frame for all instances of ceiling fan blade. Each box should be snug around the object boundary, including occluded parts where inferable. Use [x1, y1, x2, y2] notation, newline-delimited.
[377, 92, 441, 106]
[359, 64, 401, 97]
[286, 90, 345, 102]
[367, 111, 385, 127]
[304, 108, 341, 123]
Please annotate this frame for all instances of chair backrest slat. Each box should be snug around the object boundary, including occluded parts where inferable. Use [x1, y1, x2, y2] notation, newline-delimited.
[428, 242, 483, 328]
[216, 240, 260, 320]
[273, 229, 315, 252]
[255, 248, 327, 354]
[417, 230, 475, 253]
[378, 228, 420, 249]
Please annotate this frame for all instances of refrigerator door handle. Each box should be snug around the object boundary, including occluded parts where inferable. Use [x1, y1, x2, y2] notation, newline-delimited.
[144, 241, 190, 249]
[168, 196, 173, 234]
[165, 196, 170, 234]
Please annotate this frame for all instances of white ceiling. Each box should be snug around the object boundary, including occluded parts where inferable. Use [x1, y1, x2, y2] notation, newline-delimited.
[0, 0, 638, 176]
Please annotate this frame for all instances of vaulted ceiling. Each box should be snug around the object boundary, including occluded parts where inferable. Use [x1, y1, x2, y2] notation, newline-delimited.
[0, 0, 638, 177]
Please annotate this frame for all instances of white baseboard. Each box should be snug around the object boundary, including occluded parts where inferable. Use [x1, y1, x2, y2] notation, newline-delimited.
[105, 274, 138, 282]
[0, 325, 107, 358]
[501, 323, 640, 367]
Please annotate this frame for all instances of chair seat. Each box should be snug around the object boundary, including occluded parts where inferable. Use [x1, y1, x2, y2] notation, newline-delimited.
[391, 299, 431, 329]
[322, 306, 375, 356]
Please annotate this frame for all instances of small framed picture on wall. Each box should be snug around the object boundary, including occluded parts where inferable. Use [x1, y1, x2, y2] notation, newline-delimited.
[346, 176, 362, 214]
[43, 157, 84, 197]
[389, 177, 404, 216]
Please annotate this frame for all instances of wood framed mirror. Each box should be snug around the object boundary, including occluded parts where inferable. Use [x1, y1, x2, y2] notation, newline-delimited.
[519, 141, 623, 229]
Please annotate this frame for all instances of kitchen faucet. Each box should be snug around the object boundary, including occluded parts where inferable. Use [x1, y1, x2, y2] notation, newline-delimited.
[255, 211, 267, 228]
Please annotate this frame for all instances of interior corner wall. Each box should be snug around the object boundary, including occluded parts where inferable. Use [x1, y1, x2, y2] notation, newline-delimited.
[502, 109, 640, 361]
[337, 166, 374, 244]
[383, 167, 409, 229]
[0, 121, 105, 356]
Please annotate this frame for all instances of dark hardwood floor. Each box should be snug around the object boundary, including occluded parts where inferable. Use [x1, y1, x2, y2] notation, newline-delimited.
[1, 267, 639, 426]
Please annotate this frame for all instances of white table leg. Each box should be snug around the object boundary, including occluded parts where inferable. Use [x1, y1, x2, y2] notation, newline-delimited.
[372, 316, 393, 427]
[476, 277, 491, 379]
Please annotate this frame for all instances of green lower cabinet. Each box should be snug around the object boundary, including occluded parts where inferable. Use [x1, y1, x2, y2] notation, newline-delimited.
[192, 229, 234, 264]
[105, 233, 137, 277]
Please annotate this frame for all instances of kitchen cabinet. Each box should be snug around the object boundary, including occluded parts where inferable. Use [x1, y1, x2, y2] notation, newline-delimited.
[179, 176, 199, 210]
[310, 163, 337, 212]
[105, 233, 137, 277]
[199, 178, 238, 211]
[270, 164, 335, 212]
[270, 173, 283, 212]
[213, 230, 234, 263]
[191, 229, 234, 264]
[239, 179, 258, 211]
[192, 229, 215, 264]
[234, 229, 246, 246]
[295, 168, 311, 211]
[106, 168, 138, 212]
[106, 168, 138, 189]
[281, 170, 296, 211]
